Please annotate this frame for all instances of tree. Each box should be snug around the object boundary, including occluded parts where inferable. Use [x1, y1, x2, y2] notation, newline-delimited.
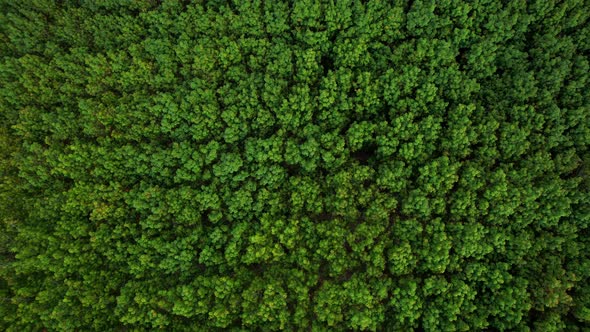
[0, 0, 589, 330]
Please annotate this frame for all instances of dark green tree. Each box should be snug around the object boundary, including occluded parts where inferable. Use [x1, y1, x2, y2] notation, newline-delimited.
[1, 0, 589, 330]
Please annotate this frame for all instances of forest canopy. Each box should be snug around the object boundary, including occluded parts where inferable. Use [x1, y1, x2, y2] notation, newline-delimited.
[1, 0, 589, 330]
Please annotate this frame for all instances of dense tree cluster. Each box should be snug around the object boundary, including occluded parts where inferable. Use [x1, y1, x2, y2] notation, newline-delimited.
[1, 0, 589, 330]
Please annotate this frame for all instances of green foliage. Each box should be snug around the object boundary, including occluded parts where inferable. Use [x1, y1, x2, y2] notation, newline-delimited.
[0, 0, 589, 330]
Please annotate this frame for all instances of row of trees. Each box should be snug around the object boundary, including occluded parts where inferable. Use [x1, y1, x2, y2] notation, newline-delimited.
[1, 0, 589, 330]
